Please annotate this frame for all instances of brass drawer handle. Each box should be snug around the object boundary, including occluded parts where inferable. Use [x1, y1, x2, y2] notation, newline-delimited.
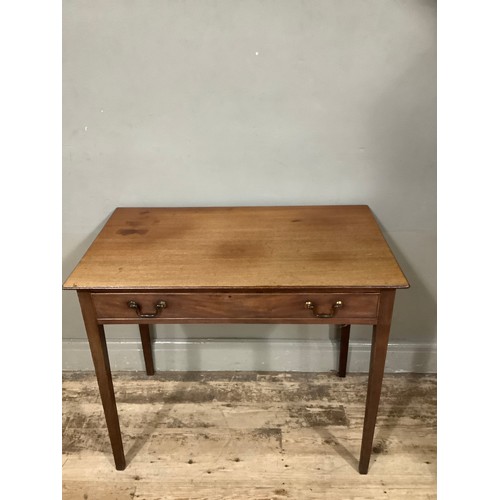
[305, 300, 343, 318]
[128, 300, 167, 318]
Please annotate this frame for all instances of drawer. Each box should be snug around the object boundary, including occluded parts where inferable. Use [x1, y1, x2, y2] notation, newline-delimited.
[91, 292, 380, 323]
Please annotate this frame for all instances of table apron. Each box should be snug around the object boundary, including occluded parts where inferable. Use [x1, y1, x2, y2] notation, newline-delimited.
[91, 291, 380, 324]
[97, 317, 378, 325]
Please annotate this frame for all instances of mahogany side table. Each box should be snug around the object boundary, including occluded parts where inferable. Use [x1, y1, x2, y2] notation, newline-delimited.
[63, 205, 409, 474]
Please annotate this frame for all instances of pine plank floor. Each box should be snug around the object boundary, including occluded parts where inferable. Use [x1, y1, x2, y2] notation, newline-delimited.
[62, 372, 436, 500]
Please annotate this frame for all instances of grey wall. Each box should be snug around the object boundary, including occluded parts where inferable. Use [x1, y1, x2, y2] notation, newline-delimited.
[63, 0, 436, 372]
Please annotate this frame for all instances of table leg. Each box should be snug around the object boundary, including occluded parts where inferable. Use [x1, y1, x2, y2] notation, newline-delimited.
[139, 324, 155, 376]
[359, 289, 396, 474]
[78, 291, 126, 470]
[338, 324, 350, 377]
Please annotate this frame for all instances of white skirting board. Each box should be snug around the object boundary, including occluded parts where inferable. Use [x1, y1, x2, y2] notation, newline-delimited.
[62, 338, 437, 373]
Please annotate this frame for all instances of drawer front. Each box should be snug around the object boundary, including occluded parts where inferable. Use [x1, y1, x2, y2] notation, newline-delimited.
[91, 292, 379, 322]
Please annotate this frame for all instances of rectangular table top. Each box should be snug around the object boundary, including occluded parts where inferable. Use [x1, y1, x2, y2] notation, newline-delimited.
[63, 205, 409, 290]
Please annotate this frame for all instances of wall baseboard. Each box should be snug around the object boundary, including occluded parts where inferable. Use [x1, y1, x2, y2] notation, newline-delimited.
[63, 338, 436, 373]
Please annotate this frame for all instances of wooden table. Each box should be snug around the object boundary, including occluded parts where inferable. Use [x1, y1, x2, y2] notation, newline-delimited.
[63, 205, 409, 474]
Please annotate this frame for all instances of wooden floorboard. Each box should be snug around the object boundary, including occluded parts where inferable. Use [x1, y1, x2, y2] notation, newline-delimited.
[62, 372, 436, 500]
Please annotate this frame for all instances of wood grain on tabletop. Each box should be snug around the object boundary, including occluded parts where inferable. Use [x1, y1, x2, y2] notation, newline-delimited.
[63, 205, 409, 290]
